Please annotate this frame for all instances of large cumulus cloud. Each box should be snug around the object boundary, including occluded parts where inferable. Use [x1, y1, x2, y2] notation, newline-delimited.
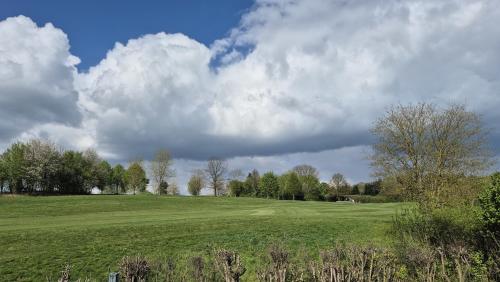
[74, 0, 500, 161]
[0, 16, 82, 148]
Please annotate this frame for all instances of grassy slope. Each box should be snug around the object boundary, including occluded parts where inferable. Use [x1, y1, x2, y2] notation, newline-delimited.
[0, 195, 403, 281]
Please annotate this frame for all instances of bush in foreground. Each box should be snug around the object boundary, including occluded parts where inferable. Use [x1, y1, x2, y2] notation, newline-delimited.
[54, 242, 498, 281]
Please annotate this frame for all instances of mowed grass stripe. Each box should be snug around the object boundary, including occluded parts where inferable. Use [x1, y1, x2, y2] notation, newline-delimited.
[0, 195, 402, 281]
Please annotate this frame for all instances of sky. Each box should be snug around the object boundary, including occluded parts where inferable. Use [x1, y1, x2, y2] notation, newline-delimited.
[1, 0, 500, 193]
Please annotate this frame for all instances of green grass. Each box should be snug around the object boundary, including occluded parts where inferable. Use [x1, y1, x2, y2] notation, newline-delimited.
[0, 195, 403, 281]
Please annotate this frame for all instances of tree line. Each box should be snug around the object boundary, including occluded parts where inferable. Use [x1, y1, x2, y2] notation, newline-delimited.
[188, 159, 385, 201]
[0, 139, 150, 195]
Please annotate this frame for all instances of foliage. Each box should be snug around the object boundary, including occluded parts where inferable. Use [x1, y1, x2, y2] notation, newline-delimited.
[125, 161, 147, 195]
[111, 164, 126, 194]
[364, 179, 382, 196]
[371, 103, 492, 207]
[97, 160, 112, 191]
[228, 179, 245, 197]
[0, 139, 125, 195]
[188, 170, 205, 196]
[349, 195, 400, 203]
[259, 172, 280, 199]
[244, 169, 260, 196]
[2, 142, 27, 193]
[281, 172, 302, 200]
[479, 172, 500, 234]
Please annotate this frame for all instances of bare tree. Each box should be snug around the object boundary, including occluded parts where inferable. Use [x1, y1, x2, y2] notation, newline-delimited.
[292, 164, 319, 178]
[206, 158, 227, 196]
[228, 169, 245, 181]
[329, 173, 348, 197]
[371, 103, 492, 205]
[330, 173, 347, 189]
[151, 149, 174, 195]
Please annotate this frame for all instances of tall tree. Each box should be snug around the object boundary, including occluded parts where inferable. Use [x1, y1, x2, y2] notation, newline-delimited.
[206, 158, 227, 196]
[293, 165, 320, 200]
[24, 139, 61, 193]
[97, 160, 113, 191]
[2, 142, 27, 193]
[228, 179, 245, 197]
[293, 164, 319, 178]
[151, 149, 174, 195]
[245, 169, 260, 196]
[259, 172, 279, 199]
[329, 173, 348, 197]
[0, 154, 6, 193]
[371, 103, 492, 205]
[283, 172, 302, 200]
[111, 164, 126, 194]
[188, 169, 205, 196]
[59, 150, 89, 194]
[125, 161, 147, 195]
[83, 148, 102, 191]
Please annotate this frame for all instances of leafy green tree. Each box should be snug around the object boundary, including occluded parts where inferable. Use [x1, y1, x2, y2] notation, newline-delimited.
[59, 150, 89, 194]
[293, 164, 320, 200]
[82, 149, 101, 191]
[318, 182, 330, 198]
[301, 175, 321, 200]
[158, 181, 169, 195]
[352, 185, 359, 195]
[0, 155, 6, 193]
[228, 179, 245, 197]
[365, 180, 381, 195]
[259, 172, 279, 199]
[244, 169, 260, 196]
[2, 142, 27, 193]
[283, 172, 302, 200]
[97, 160, 112, 191]
[125, 161, 147, 195]
[111, 164, 126, 194]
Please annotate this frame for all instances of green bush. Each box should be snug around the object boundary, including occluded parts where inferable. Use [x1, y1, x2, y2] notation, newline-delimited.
[479, 172, 500, 234]
[349, 194, 401, 203]
[392, 207, 477, 247]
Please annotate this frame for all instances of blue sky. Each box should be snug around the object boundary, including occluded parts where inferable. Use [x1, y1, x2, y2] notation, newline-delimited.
[0, 0, 254, 70]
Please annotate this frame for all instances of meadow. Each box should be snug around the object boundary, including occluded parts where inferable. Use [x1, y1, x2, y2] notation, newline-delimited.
[0, 195, 403, 281]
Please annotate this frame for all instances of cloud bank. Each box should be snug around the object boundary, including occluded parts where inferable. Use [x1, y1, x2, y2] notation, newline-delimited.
[1, 0, 500, 190]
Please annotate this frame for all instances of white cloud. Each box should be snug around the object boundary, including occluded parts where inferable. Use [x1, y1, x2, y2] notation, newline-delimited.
[0, 16, 81, 149]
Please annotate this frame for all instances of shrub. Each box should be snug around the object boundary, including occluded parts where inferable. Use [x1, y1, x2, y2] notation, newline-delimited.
[119, 256, 150, 282]
[349, 194, 401, 203]
[213, 249, 246, 282]
[479, 172, 500, 234]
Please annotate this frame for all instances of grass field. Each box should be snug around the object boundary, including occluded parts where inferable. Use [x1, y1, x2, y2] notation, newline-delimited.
[0, 195, 403, 281]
